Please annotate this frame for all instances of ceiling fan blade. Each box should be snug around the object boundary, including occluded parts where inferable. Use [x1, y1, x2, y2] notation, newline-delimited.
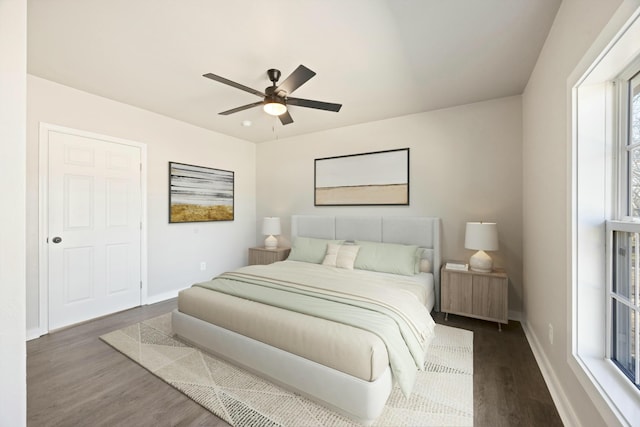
[287, 97, 342, 112]
[219, 101, 264, 115]
[203, 73, 265, 97]
[279, 110, 294, 125]
[276, 65, 316, 96]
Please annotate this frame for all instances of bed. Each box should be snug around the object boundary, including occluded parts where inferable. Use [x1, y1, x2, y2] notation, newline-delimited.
[172, 215, 441, 424]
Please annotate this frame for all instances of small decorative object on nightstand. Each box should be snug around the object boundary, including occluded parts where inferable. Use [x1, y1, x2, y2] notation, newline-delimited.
[441, 264, 508, 331]
[248, 246, 290, 265]
[465, 222, 499, 272]
[262, 217, 281, 249]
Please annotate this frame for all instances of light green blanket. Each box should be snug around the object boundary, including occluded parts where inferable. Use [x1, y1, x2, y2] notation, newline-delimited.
[193, 261, 435, 396]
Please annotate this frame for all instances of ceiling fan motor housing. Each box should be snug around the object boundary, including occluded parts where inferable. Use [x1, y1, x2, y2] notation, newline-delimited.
[267, 68, 281, 84]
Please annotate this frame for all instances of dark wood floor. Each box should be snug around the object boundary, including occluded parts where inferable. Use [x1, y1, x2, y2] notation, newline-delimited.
[27, 300, 563, 427]
[432, 312, 563, 427]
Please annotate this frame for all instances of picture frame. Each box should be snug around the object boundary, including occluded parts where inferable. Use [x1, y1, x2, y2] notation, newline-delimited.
[169, 162, 234, 223]
[314, 148, 409, 206]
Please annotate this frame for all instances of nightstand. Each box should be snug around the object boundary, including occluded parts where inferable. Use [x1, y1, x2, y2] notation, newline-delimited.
[441, 265, 508, 330]
[248, 247, 291, 265]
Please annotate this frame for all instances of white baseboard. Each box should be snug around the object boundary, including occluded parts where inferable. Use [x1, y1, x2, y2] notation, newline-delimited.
[26, 327, 45, 341]
[144, 287, 188, 305]
[521, 320, 579, 427]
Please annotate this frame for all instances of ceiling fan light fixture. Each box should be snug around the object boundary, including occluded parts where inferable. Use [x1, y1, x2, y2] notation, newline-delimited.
[263, 99, 287, 116]
[203, 65, 341, 126]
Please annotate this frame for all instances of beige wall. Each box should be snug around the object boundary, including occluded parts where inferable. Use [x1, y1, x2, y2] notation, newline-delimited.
[522, 0, 634, 425]
[256, 96, 524, 317]
[26, 76, 257, 336]
[0, 0, 27, 424]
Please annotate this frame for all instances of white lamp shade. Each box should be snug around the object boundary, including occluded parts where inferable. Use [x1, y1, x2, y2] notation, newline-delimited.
[262, 217, 281, 236]
[464, 222, 499, 251]
[465, 222, 498, 273]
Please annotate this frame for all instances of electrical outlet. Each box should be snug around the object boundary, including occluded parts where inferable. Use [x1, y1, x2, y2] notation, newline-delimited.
[200, 261, 206, 271]
[548, 323, 554, 345]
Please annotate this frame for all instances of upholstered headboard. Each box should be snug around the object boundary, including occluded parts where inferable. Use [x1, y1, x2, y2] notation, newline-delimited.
[291, 215, 442, 311]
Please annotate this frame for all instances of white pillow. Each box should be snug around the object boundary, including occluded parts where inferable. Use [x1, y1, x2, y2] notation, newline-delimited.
[322, 243, 360, 270]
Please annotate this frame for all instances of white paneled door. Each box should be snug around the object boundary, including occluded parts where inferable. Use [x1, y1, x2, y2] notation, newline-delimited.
[47, 130, 142, 330]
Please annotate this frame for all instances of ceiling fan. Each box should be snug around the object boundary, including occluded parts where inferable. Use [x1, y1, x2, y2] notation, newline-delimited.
[203, 65, 342, 125]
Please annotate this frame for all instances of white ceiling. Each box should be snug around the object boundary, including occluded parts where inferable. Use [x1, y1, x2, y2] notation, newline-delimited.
[27, 0, 561, 143]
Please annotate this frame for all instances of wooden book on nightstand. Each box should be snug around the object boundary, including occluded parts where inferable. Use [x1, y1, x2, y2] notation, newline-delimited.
[248, 247, 291, 265]
[441, 264, 508, 330]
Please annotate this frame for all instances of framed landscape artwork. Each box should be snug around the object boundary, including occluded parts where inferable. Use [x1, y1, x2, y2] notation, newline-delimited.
[169, 162, 234, 223]
[314, 148, 409, 206]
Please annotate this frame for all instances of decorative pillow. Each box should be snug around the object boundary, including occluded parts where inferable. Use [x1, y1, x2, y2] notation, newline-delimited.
[322, 243, 360, 270]
[287, 237, 342, 264]
[414, 248, 423, 274]
[419, 257, 432, 273]
[354, 241, 419, 276]
[414, 248, 432, 273]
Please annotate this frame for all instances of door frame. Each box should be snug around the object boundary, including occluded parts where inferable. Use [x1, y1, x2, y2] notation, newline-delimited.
[38, 122, 148, 335]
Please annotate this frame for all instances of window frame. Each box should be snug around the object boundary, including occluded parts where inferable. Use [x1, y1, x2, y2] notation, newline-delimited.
[605, 221, 640, 390]
[616, 61, 640, 219]
[570, 7, 640, 426]
[607, 63, 640, 391]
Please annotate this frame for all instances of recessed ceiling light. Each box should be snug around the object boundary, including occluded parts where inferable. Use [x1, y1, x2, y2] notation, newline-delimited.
[241, 120, 252, 127]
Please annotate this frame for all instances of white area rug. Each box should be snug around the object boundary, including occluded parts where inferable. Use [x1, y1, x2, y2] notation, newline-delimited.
[101, 314, 473, 426]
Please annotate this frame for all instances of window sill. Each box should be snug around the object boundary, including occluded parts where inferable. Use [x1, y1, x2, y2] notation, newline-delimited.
[570, 354, 640, 426]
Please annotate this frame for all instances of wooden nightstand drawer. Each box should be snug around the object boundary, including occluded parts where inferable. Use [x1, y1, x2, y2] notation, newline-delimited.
[248, 247, 290, 265]
[441, 271, 473, 314]
[441, 265, 508, 330]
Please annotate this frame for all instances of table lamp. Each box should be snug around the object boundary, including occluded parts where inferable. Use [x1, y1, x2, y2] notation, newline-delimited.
[263, 217, 281, 249]
[465, 222, 499, 272]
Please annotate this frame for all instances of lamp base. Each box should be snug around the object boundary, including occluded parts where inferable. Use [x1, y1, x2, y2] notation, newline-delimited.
[469, 250, 492, 273]
[264, 235, 278, 249]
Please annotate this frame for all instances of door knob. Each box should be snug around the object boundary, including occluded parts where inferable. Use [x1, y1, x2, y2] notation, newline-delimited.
[52, 236, 62, 244]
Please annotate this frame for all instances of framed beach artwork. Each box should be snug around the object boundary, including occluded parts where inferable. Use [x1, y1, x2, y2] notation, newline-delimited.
[169, 162, 234, 222]
[314, 148, 410, 206]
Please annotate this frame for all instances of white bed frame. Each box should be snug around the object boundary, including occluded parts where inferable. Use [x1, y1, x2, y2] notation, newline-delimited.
[172, 215, 441, 425]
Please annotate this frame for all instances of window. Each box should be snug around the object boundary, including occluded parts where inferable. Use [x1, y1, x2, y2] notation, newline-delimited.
[572, 8, 640, 426]
[609, 224, 640, 390]
[624, 71, 640, 217]
[608, 69, 640, 391]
